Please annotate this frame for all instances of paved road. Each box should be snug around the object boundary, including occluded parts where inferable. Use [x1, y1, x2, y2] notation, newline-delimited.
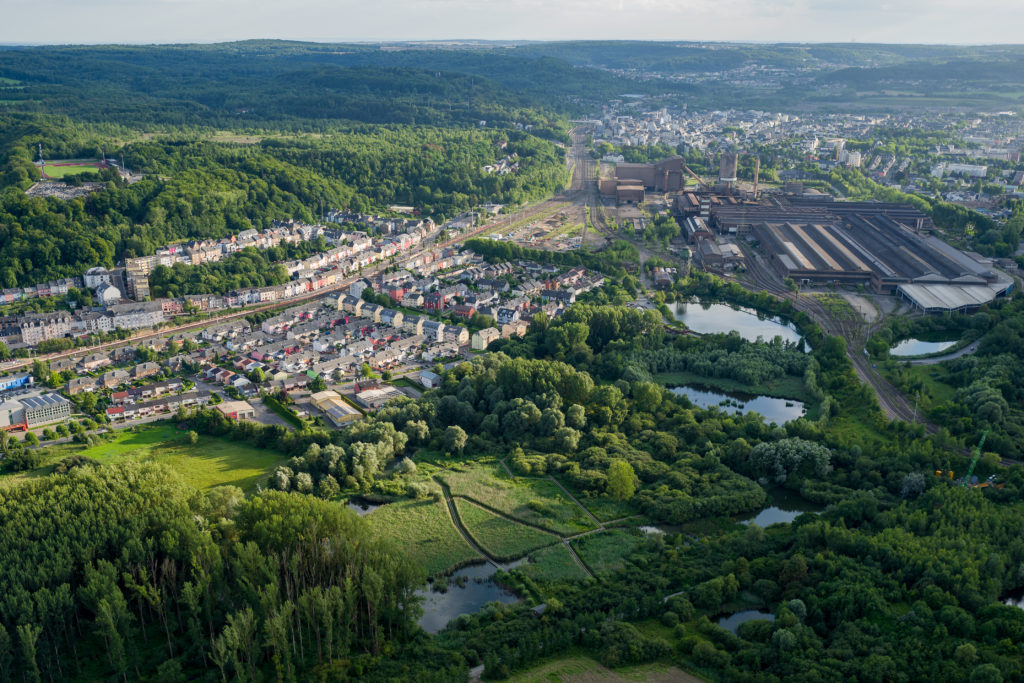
[908, 340, 979, 366]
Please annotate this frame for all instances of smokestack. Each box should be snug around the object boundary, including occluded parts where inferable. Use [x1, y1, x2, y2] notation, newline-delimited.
[719, 151, 738, 184]
[753, 157, 760, 199]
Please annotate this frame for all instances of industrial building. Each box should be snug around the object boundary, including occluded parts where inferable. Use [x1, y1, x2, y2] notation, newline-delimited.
[613, 156, 686, 192]
[311, 390, 362, 427]
[752, 209, 1013, 311]
[0, 392, 72, 431]
[0, 374, 34, 393]
[216, 400, 256, 421]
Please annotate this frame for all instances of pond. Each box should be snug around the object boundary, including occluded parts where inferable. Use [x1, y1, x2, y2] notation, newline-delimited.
[670, 385, 806, 425]
[417, 562, 521, 634]
[346, 498, 383, 516]
[718, 610, 775, 634]
[890, 338, 957, 357]
[737, 489, 822, 527]
[671, 301, 803, 347]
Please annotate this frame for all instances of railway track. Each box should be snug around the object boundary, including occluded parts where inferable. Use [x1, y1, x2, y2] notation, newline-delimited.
[738, 248, 928, 428]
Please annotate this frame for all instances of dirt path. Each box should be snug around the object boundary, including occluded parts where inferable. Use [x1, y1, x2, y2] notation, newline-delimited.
[560, 539, 595, 580]
[459, 462, 597, 579]
[432, 476, 502, 570]
[547, 475, 603, 529]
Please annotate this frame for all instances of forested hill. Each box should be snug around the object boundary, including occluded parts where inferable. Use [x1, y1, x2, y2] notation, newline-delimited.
[2, 41, 1023, 130]
[0, 118, 569, 286]
[0, 42, 628, 127]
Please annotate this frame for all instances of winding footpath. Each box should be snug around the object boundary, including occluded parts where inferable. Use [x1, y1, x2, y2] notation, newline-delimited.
[441, 460, 597, 579]
[432, 476, 505, 571]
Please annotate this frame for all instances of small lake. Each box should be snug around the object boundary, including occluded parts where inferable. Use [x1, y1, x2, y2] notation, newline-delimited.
[718, 610, 775, 634]
[672, 301, 803, 347]
[890, 338, 957, 357]
[670, 385, 806, 425]
[347, 499, 383, 516]
[417, 563, 520, 634]
[737, 489, 822, 527]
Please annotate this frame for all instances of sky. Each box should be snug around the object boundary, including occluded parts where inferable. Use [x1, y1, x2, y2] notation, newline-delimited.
[2, 0, 1023, 46]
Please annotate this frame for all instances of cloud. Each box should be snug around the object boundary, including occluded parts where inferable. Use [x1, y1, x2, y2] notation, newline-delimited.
[2, 0, 1023, 44]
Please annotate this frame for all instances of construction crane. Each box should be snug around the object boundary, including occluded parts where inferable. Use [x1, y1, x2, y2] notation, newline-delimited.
[962, 430, 990, 488]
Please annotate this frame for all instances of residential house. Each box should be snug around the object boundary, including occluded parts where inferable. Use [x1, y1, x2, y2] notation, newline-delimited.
[452, 304, 476, 319]
[350, 279, 372, 298]
[423, 341, 460, 362]
[425, 292, 447, 310]
[79, 353, 112, 373]
[422, 320, 446, 343]
[360, 303, 382, 323]
[445, 325, 469, 345]
[496, 308, 521, 325]
[100, 369, 130, 389]
[419, 370, 442, 389]
[65, 377, 99, 395]
[379, 309, 404, 328]
[402, 315, 424, 335]
[472, 327, 500, 351]
[401, 293, 424, 308]
[131, 362, 161, 381]
[501, 321, 529, 339]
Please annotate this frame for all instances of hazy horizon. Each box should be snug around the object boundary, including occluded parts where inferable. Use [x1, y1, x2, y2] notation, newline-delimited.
[3, 0, 1023, 47]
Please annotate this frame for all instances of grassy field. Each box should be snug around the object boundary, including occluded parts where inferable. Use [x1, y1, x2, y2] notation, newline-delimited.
[506, 653, 701, 682]
[886, 364, 957, 405]
[40, 162, 105, 179]
[655, 371, 813, 404]
[551, 477, 636, 523]
[572, 529, 644, 575]
[75, 425, 286, 491]
[454, 498, 559, 560]
[517, 543, 589, 582]
[0, 424, 286, 492]
[389, 377, 426, 392]
[363, 497, 482, 576]
[438, 462, 598, 536]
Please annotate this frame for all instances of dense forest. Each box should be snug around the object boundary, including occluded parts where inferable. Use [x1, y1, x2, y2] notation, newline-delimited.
[0, 463, 456, 681]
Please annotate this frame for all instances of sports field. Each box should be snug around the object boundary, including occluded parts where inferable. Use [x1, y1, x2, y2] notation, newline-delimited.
[38, 160, 108, 179]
